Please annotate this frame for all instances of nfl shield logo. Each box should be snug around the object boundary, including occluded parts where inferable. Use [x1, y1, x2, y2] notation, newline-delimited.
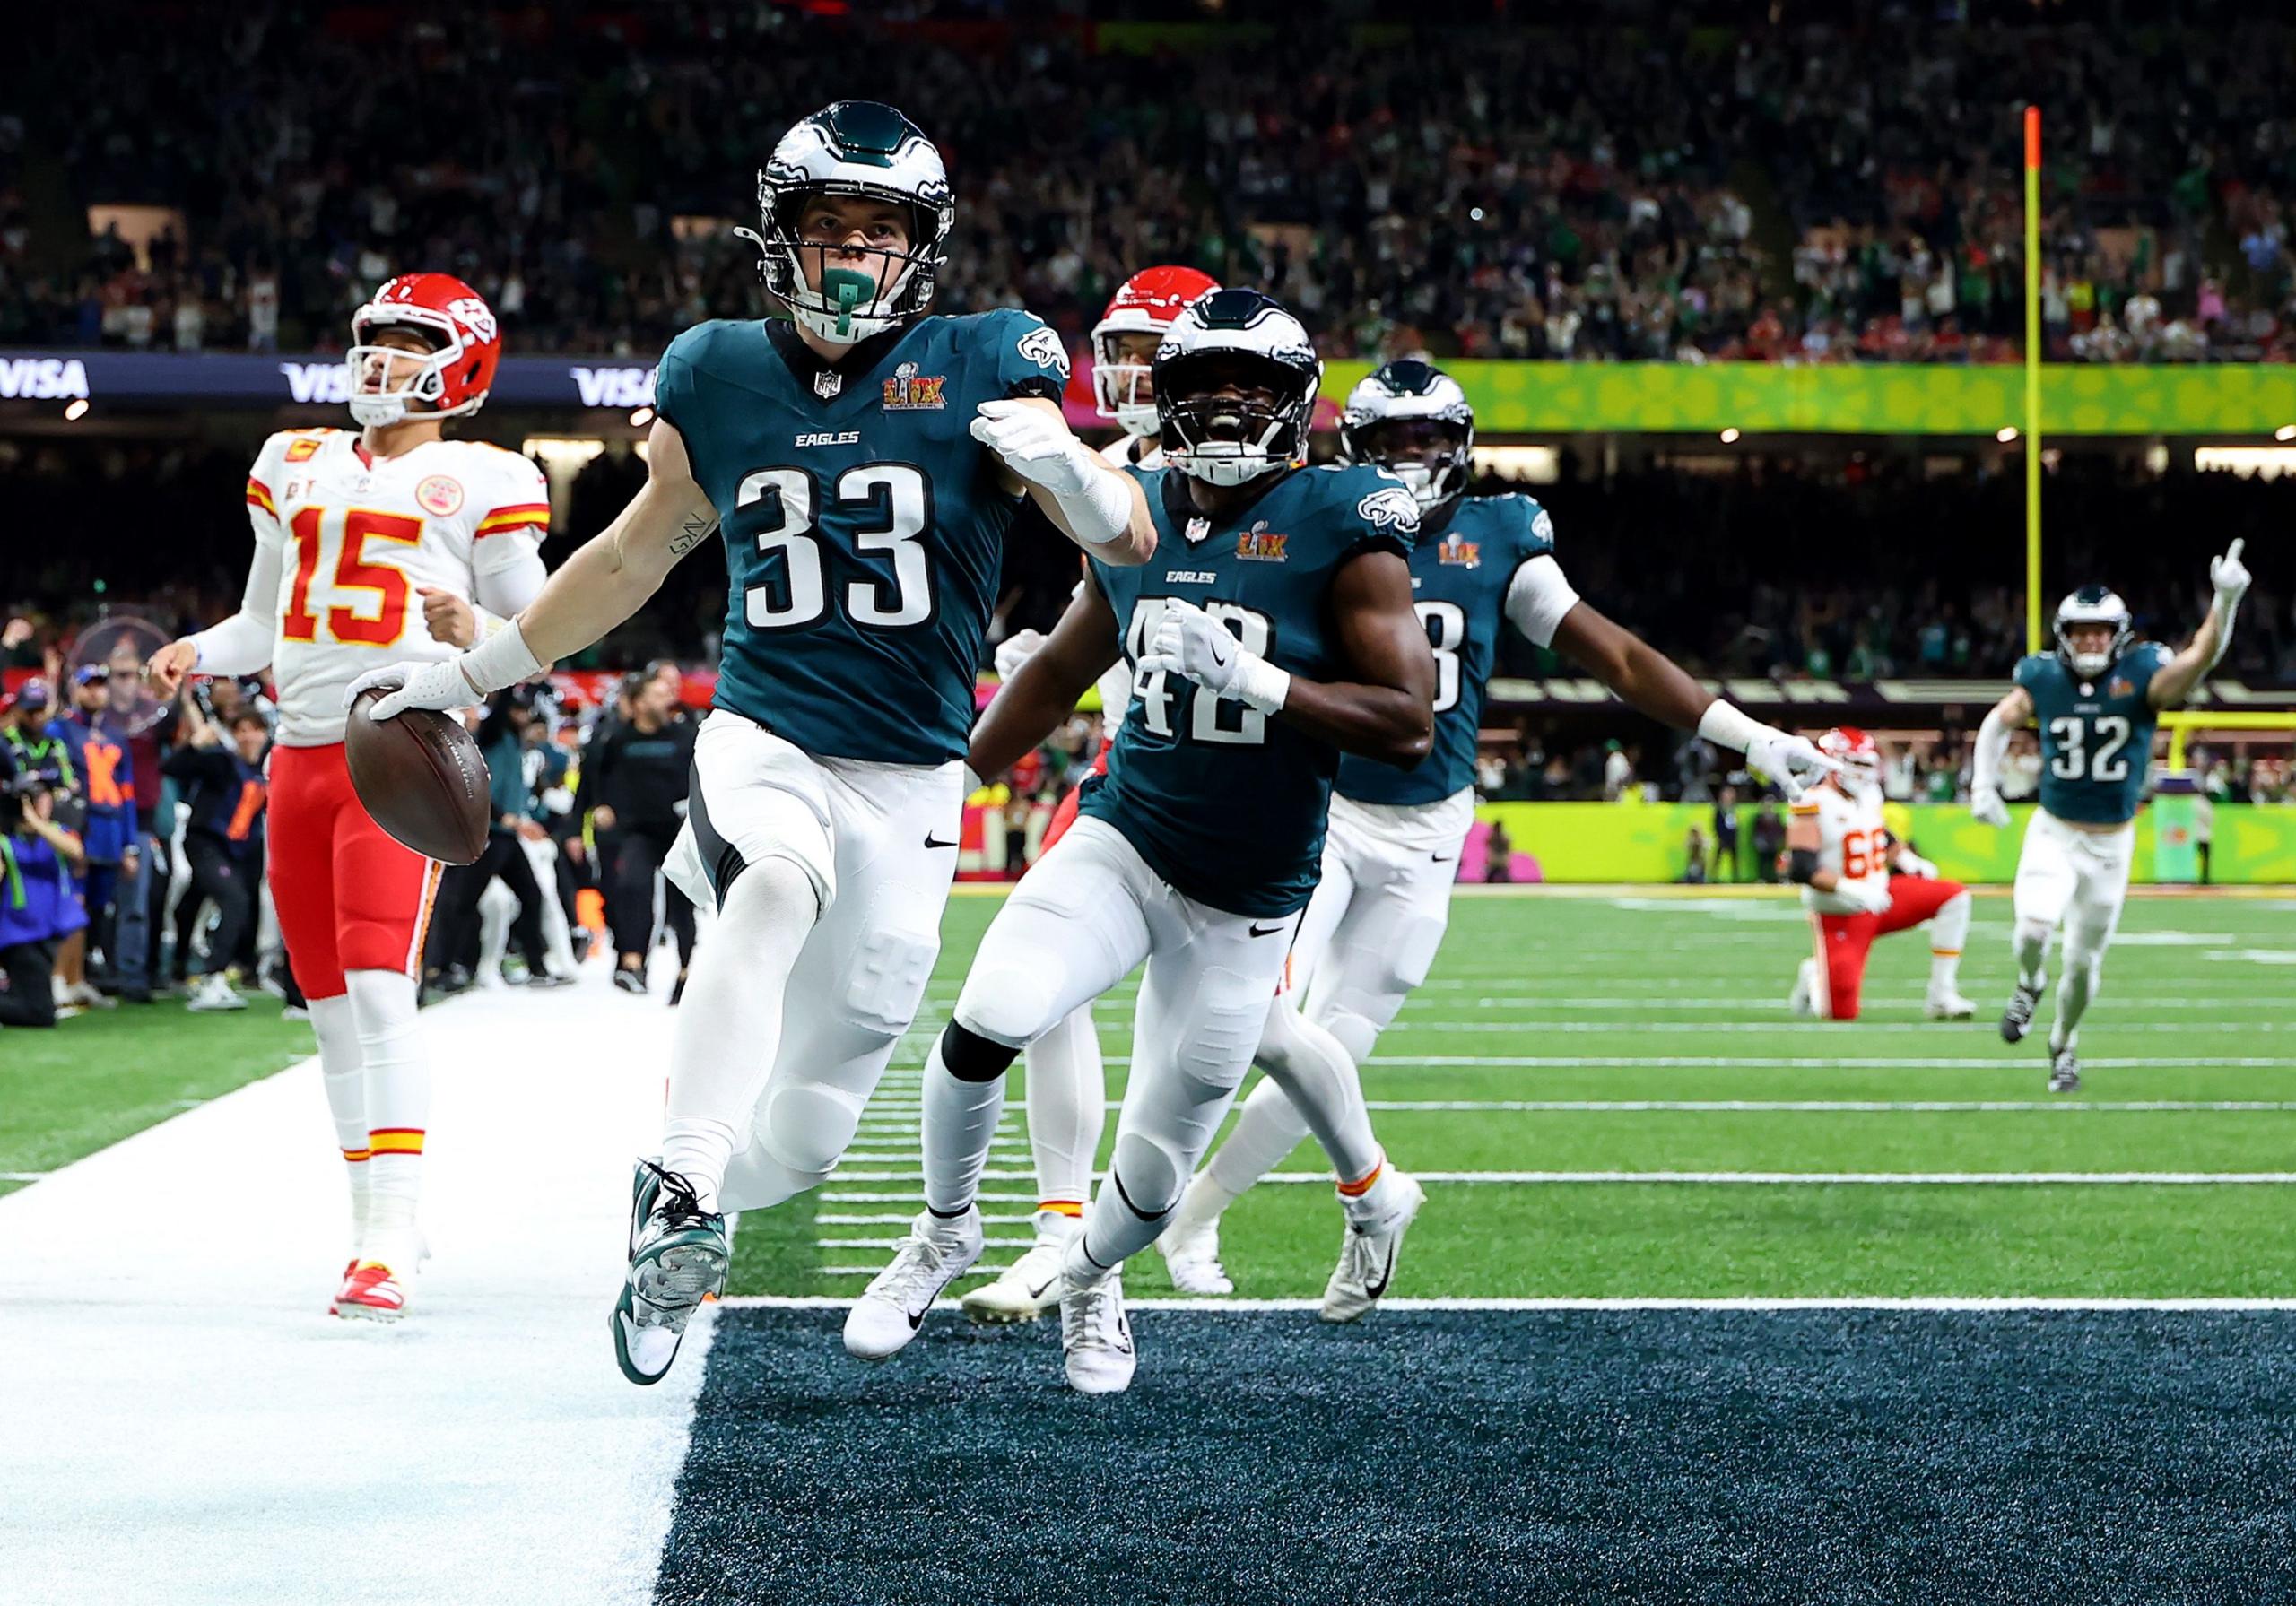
[813, 370, 843, 400]
[1184, 517, 1212, 545]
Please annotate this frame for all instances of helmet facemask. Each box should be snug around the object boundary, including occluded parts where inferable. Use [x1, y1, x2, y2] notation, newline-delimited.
[1093, 329, 1165, 438]
[1344, 417, 1472, 511]
[2054, 588, 2134, 681]
[344, 316, 471, 426]
[1157, 352, 1311, 487]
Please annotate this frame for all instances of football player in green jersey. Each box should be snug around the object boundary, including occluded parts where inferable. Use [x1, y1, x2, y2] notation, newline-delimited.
[1970, 542, 2252, 1090]
[352, 100, 1158, 1385]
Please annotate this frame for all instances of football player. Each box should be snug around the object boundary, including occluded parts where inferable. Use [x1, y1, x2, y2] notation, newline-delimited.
[351, 101, 1155, 1384]
[1784, 727, 1974, 1022]
[1157, 360, 1839, 1304]
[145, 273, 552, 1320]
[1970, 545, 2251, 1090]
[962, 264, 1217, 1324]
[844, 289, 1432, 1394]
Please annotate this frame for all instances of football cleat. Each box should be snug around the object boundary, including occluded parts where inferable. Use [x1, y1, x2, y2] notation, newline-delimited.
[961, 1212, 1075, 1324]
[1999, 982, 2043, 1043]
[843, 1207, 982, 1360]
[1156, 1207, 1234, 1297]
[610, 1159, 728, 1386]
[187, 972, 248, 1011]
[1060, 1268, 1135, 1396]
[613, 967, 648, 997]
[2048, 1047, 2082, 1095]
[1925, 991, 1977, 1021]
[334, 1259, 410, 1323]
[1323, 1169, 1426, 1324]
[326, 1257, 358, 1316]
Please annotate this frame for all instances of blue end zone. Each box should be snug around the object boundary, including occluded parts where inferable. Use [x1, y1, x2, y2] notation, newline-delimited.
[656, 1308, 2296, 1603]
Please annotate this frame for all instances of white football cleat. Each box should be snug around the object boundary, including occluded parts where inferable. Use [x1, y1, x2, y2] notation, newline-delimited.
[1925, 991, 1977, 1021]
[1322, 1168, 1426, 1324]
[187, 972, 247, 1012]
[961, 1211, 1075, 1324]
[1787, 959, 1819, 1019]
[1155, 1210, 1233, 1296]
[1059, 1267, 1135, 1396]
[843, 1207, 981, 1360]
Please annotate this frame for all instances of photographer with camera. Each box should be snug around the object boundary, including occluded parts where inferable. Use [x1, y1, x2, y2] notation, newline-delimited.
[1, 748, 89, 1029]
[161, 696, 269, 1011]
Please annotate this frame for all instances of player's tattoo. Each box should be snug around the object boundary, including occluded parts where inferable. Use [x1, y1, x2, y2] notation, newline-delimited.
[667, 511, 719, 555]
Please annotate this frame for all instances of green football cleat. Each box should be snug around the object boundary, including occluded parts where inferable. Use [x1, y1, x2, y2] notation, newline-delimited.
[610, 1159, 728, 1387]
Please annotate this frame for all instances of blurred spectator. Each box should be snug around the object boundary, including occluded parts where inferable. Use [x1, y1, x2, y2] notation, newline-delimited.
[49, 665, 136, 1010]
[1484, 818, 1515, 884]
[1, 760, 86, 1028]
[161, 700, 268, 1011]
[428, 690, 570, 994]
[1751, 798, 1787, 881]
[577, 670, 698, 1000]
[1711, 784, 1743, 882]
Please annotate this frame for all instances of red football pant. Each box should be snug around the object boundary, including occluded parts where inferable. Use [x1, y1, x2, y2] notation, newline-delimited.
[1038, 737, 1113, 856]
[267, 742, 443, 1002]
[1809, 876, 1967, 1021]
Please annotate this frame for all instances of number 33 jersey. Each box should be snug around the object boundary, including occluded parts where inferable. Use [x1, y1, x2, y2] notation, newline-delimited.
[246, 429, 550, 746]
[655, 308, 1069, 765]
[2014, 644, 2170, 827]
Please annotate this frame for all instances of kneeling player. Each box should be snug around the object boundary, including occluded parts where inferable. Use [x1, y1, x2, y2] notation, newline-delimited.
[1786, 727, 1973, 1021]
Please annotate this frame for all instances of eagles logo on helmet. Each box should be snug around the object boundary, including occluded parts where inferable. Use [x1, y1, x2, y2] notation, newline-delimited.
[1340, 359, 1477, 513]
[1092, 265, 1222, 438]
[344, 273, 503, 427]
[1152, 289, 1322, 487]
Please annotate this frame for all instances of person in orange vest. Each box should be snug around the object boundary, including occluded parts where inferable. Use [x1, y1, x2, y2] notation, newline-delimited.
[53, 665, 140, 1008]
[162, 702, 271, 1011]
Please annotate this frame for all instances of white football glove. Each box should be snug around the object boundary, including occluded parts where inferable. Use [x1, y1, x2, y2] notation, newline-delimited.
[970, 399, 1097, 496]
[993, 628, 1048, 681]
[1898, 851, 1940, 879]
[1970, 786, 2011, 829]
[1140, 598, 1292, 715]
[1744, 725, 1837, 803]
[2210, 537, 2250, 610]
[346, 657, 483, 720]
[1839, 877, 1894, 916]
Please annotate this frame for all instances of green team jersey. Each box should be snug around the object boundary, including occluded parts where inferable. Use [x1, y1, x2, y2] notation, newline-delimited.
[1083, 464, 1421, 917]
[654, 308, 1068, 764]
[2014, 642, 2173, 826]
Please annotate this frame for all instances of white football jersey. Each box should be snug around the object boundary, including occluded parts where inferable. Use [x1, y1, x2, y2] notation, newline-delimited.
[245, 430, 549, 745]
[1796, 780, 1889, 916]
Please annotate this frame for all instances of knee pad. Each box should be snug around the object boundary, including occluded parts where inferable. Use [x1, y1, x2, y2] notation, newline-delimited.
[941, 1020, 1021, 1084]
[955, 952, 1068, 1051]
[758, 1079, 865, 1178]
[1386, 912, 1447, 994]
[843, 925, 939, 1041]
[1318, 1009, 1380, 1067]
[1107, 1128, 1187, 1222]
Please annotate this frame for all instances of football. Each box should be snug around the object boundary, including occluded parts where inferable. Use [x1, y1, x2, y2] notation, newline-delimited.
[344, 689, 491, 865]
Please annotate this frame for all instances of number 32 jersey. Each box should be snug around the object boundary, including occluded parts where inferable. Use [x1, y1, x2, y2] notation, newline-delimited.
[655, 308, 1068, 765]
[2014, 645, 2170, 827]
[247, 429, 549, 747]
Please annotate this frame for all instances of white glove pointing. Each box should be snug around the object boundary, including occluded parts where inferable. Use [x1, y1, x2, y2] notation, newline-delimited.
[970, 400, 1096, 496]
[2211, 537, 2250, 609]
[346, 657, 483, 720]
[1970, 786, 2011, 829]
[993, 629, 1048, 681]
[1744, 726, 1838, 803]
[1840, 877, 1894, 916]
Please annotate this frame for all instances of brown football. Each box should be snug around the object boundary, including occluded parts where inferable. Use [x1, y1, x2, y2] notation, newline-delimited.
[344, 690, 491, 865]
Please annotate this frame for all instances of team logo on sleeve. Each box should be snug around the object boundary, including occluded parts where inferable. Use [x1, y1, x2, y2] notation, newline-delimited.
[416, 474, 465, 517]
[284, 435, 323, 464]
[1437, 533, 1482, 568]
[881, 361, 948, 411]
[1531, 507, 1555, 544]
[1236, 521, 1289, 561]
[1356, 485, 1421, 534]
[1016, 324, 1070, 377]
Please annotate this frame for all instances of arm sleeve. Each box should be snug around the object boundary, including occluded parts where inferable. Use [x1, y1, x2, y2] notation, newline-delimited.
[472, 454, 552, 577]
[474, 547, 549, 617]
[1503, 554, 1582, 648]
[987, 309, 1071, 403]
[187, 535, 283, 676]
[1972, 702, 2013, 797]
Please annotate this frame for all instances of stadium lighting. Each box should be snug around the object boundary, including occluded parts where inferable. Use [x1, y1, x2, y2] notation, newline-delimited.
[1718, 427, 1740, 444]
[63, 398, 90, 421]
[1997, 426, 2019, 443]
[2275, 424, 2296, 441]
[629, 406, 656, 427]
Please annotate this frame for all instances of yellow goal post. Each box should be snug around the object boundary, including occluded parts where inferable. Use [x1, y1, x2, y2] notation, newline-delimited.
[2161, 711, 2296, 772]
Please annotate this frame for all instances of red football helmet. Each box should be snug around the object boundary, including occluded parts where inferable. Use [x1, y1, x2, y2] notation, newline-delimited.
[346, 273, 503, 426]
[1091, 265, 1220, 437]
[1818, 726, 1883, 798]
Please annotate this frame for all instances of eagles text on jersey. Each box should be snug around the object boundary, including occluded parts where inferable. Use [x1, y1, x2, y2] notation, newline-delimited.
[2014, 642, 2171, 826]
[1083, 464, 1418, 917]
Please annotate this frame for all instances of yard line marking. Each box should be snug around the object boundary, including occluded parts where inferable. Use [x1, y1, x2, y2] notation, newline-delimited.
[827, 1169, 1047, 1182]
[1248, 1170, 2296, 1185]
[0, 1172, 47, 1183]
[1355, 1055, 2296, 1069]
[822, 1190, 1035, 1203]
[1348, 1099, 2296, 1114]
[1432, 996, 2275, 1011]
[815, 1264, 1003, 1278]
[818, 1237, 1037, 1250]
[720, 1295, 2296, 1313]
[1379, 1020, 2296, 1035]
[819, 1213, 1038, 1227]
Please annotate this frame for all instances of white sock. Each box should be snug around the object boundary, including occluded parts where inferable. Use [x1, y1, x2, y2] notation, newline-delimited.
[1249, 1000, 1382, 1184]
[309, 993, 371, 1253]
[659, 858, 817, 1214]
[2053, 945, 2103, 1053]
[2013, 918, 2054, 993]
[1204, 1075, 1312, 1203]
[1928, 890, 1971, 995]
[1022, 1003, 1104, 1215]
[923, 1035, 1009, 1219]
[344, 968, 427, 1260]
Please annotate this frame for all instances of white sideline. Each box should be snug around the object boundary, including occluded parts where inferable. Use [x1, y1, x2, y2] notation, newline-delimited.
[0, 970, 702, 1606]
[719, 1294, 2296, 1313]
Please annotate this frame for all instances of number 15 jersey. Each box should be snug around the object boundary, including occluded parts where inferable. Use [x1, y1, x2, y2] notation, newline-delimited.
[247, 429, 550, 747]
[2014, 644, 2171, 827]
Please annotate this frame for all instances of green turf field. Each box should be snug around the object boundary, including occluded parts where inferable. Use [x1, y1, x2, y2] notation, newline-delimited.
[727, 887, 2296, 1300]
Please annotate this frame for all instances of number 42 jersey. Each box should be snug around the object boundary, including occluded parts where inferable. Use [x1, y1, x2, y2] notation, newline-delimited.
[2015, 644, 2171, 827]
[655, 308, 1069, 765]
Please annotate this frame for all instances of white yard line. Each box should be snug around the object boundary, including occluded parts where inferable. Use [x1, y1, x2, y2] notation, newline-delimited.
[0, 976, 708, 1606]
[1351, 1099, 2296, 1114]
[720, 1294, 2296, 1313]
[1246, 1169, 2296, 1185]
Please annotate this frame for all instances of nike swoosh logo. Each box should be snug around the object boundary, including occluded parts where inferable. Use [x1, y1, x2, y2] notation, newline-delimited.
[1248, 922, 1284, 938]
[1363, 1239, 1398, 1300]
[924, 833, 957, 849]
[1027, 1274, 1057, 1300]
[1431, 854, 1456, 863]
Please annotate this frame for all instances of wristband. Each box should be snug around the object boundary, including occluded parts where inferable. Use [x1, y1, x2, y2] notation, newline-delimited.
[461, 617, 545, 696]
[1697, 699, 1765, 754]
[1049, 459, 1135, 550]
[1233, 655, 1292, 716]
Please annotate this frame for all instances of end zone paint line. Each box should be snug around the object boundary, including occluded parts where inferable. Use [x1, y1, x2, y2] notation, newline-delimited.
[718, 1294, 2296, 1313]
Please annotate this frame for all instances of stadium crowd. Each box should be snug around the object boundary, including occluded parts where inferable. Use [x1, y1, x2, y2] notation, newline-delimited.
[4, 7, 2295, 363]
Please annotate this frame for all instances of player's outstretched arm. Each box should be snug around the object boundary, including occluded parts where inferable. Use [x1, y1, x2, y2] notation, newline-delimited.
[968, 580, 1125, 781]
[1147, 550, 1435, 767]
[973, 399, 1155, 566]
[148, 540, 283, 695]
[1969, 684, 2032, 828]
[350, 420, 717, 716]
[2149, 538, 2250, 708]
[1547, 597, 1833, 798]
